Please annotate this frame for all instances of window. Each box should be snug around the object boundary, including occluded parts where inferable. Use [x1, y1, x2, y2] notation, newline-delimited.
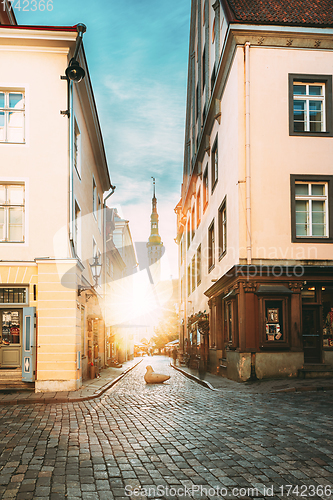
[211, 135, 218, 191]
[197, 244, 201, 286]
[225, 301, 233, 343]
[291, 175, 333, 242]
[203, 165, 208, 211]
[74, 201, 81, 258]
[196, 188, 201, 228]
[218, 198, 226, 258]
[208, 220, 215, 271]
[202, 46, 206, 93]
[187, 264, 191, 296]
[0, 288, 27, 304]
[191, 205, 195, 240]
[0, 91, 25, 143]
[191, 256, 196, 292]
[74, 119, 81, 177]
[196, 84, 199, 122]
[98, 195, 102, 232]
[0, 183, 24, 242]
[289, 74, 332, 136]
[187, 218, 191, 249]
[93, 178, 97, 219]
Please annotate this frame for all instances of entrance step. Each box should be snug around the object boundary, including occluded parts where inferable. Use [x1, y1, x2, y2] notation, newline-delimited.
[0, 381, 34, 392]
[0, 369, 21, 381]
[298, 364, 333, 379]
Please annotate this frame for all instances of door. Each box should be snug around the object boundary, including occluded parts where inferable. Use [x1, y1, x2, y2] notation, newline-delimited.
[22, 307, 36, 382]
[0, 309, 22, 367]
[302, 307, 321, 363]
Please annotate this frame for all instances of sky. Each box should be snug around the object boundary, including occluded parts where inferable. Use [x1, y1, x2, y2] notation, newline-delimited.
[16, 0, 191, 278]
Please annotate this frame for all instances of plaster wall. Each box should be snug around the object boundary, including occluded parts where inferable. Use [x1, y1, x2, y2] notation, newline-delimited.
[249, 46, 333, 263]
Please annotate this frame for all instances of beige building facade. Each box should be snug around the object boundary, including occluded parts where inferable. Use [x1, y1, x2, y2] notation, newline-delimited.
[0, 11, 113, 391]
[177, 0, 333, 381]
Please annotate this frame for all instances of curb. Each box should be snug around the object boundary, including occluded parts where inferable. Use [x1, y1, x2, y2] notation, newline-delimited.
[171, 363, 220, 391]
[0, 359, 142, 407]
[171, 364, 333, 395]
[271, 384, 333, 394]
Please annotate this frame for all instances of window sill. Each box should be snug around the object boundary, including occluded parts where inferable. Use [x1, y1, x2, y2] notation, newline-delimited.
[290, 130, 333, 137]
[292, 236, 333, 243]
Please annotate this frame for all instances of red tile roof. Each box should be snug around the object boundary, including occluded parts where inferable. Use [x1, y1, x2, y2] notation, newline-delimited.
[224, 0, 333, 27]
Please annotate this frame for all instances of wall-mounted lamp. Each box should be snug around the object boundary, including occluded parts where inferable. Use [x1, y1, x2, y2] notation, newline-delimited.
[61, 23, 87, 117]
[78, 255, 102, 297]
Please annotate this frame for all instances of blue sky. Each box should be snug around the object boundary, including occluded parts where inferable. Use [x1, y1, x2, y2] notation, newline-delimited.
[16, 0, 190, 277]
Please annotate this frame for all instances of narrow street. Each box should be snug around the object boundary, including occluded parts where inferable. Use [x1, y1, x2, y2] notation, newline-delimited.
[0, 357, 332, 500]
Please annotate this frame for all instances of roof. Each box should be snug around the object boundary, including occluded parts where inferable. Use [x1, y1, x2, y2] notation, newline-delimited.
[223, 0, 333, 27]
[0, 24, 77, 31]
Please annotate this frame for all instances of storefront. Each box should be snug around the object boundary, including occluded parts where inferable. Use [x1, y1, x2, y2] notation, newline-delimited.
[205, 265, 333, 381]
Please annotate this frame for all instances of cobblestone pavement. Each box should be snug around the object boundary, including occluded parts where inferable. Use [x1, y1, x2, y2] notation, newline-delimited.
[0, 357, 332, 500]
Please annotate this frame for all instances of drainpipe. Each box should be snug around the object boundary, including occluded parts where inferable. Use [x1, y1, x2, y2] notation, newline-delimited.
[103, 185, 116, 366]
[69, 81, 75, 256]
[245, 42, 252, 265]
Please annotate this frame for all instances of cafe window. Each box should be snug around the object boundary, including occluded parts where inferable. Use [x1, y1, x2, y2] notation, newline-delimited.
[260, 296, 289, 348]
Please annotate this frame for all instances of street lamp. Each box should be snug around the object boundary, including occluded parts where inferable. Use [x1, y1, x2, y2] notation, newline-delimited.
[90, 255, 102, 285]
[78, 255, 102, 297]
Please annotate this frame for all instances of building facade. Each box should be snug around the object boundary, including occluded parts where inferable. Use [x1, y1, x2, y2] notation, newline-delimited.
[176, 0, 333, 381]
[0, 12, 113, 390]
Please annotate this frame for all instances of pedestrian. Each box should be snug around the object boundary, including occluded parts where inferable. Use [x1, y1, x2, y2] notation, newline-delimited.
[172, 347, 177, 366]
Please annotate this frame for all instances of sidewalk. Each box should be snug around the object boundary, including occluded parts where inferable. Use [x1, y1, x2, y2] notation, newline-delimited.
[171, 363, 333, 394]
[0, 358, 142, 406]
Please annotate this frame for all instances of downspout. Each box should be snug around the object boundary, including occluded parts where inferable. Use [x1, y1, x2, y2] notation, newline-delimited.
[103, 185, 116, 366]
[245, 42, 252, 265]
[69, 81, 75, 256]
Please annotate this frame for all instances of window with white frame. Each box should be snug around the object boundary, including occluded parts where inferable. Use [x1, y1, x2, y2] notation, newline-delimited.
[74, 201, 81, 258]
[208, 220, 215, 271]
[295, 182, 328, 237]
[211, 135, 218, 191]
[0, 183, 24, 242]
[0, 91, 25, 143]
[74, 119, 81, 177]
[293, 83, 325, 132]
[218, 198, 227, 258]
[98, 195, 102, 232]
[92, 178, 97, 219]
[289, 74, 332, 136]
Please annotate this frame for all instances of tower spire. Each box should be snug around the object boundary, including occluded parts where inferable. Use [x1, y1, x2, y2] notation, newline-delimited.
[147, 177, 164, 282]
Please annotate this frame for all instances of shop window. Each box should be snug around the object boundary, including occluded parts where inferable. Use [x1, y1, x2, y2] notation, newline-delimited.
[1, 310, 21, 345]
[322, 286, 333, 348]
[259, 297, 289, 348]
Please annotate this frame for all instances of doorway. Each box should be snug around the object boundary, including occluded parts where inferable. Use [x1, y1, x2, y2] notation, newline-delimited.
[302, 307, 321, 364]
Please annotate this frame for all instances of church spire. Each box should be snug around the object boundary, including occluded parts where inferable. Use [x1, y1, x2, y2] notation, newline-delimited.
[148, 177, 162, 245]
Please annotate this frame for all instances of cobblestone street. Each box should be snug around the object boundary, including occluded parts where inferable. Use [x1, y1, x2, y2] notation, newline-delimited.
[0, 357, 332, 500]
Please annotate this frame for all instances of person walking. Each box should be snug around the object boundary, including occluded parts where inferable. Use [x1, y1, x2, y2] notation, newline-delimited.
[172, 347, 177, 366]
